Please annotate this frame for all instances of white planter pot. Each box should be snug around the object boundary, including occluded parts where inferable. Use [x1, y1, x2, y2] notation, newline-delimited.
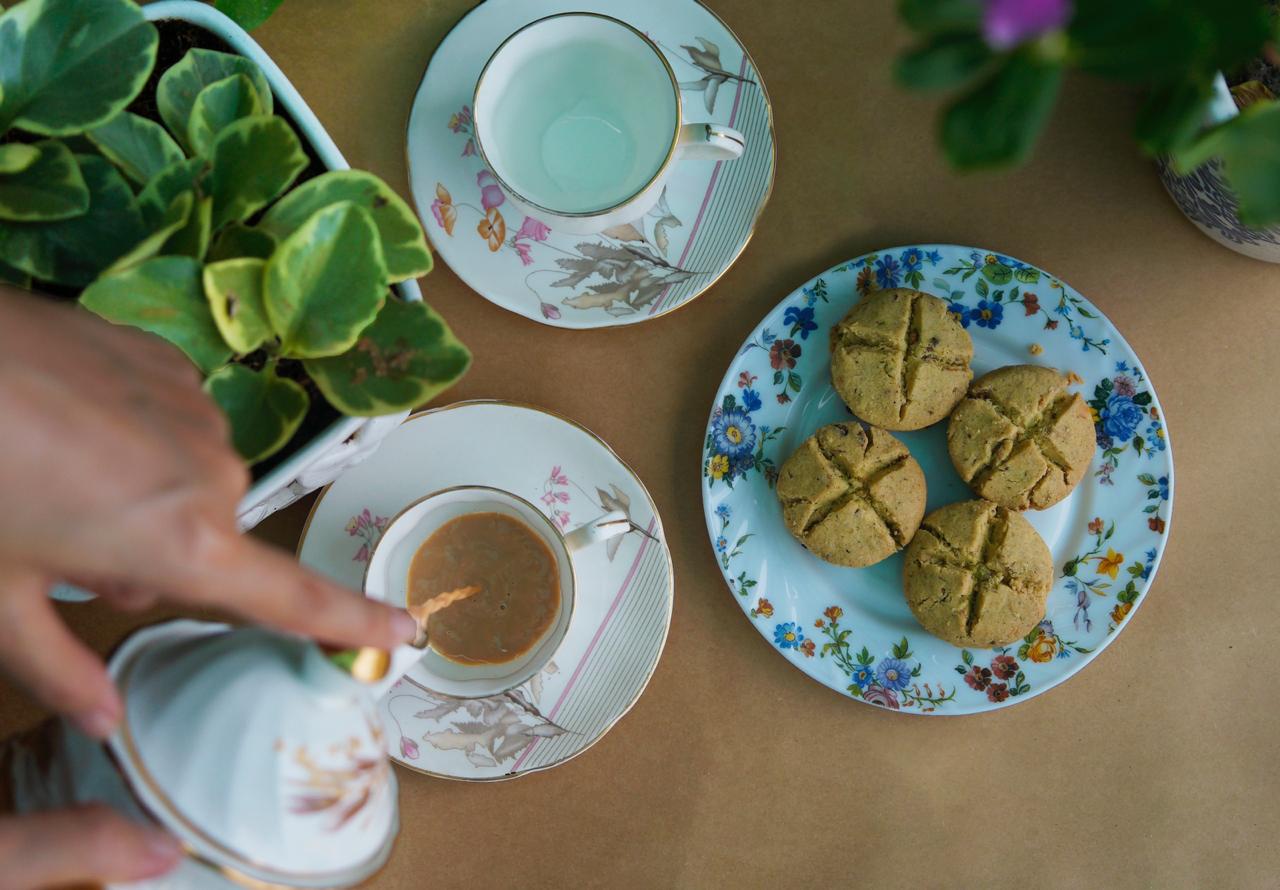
[146, 1, 414, 528]
[1156, 73, 1280, 262]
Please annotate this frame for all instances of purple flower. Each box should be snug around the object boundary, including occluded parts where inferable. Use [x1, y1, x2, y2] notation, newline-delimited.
[513, 241, 534, 266]
[862, 684, 901, 709]
[400, 736, 420, 760]
[517, 216, 551, 241]
[1113, 374, 1137, 397]
[983, 0, 1073, 50]
[540, 301, 562, 320]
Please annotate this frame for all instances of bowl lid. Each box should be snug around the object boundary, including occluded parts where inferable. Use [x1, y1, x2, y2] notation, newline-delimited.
[107, 621, 398, 887]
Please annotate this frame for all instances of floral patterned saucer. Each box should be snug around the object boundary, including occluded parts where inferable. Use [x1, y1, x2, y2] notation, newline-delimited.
[405, 0, 775, 328]
[701, 246, 1174, 715]
[299, 401, 673, 778]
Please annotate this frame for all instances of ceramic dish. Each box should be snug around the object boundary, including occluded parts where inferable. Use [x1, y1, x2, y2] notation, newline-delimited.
[701, 246, 1173, 714]
[299, 401, 673, 778]
[405, 0, 775, 328]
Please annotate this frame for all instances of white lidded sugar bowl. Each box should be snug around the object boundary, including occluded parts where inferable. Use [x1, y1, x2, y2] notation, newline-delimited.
[8, 619, 425, 888]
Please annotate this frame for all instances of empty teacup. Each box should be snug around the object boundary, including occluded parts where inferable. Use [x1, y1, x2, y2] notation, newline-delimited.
[472, 12, 746, 234]
[363, 485, 627, 697]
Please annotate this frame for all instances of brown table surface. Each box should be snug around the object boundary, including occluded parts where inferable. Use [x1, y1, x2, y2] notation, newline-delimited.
[4, 0, 1280, 887]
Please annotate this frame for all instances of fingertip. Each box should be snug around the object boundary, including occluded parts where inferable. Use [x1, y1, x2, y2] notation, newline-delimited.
[390, 609, 419, 647]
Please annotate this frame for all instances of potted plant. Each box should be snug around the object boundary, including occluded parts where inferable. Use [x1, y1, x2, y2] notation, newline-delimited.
[0, 0, 470, 528]
[894, 0, 1280, 261]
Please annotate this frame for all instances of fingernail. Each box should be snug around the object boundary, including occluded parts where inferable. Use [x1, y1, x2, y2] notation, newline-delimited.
[74, 702, 120, 739]
[391, 610, 418, 643]
[141, 827, 183, 870]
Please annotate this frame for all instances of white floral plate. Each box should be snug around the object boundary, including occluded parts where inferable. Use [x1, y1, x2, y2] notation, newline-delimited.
[405, 0, 775, 328]
[299, 402, 673, 778]
[701, 246, 1174, 715]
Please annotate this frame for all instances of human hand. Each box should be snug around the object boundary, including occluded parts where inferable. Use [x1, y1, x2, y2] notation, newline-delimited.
[0, 805, 184, 889]
[0, 290, 417, 738]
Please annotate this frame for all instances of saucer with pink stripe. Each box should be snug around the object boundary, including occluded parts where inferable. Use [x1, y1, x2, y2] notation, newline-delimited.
[405, 0, 775, 328]
[298, 401, 673, 780]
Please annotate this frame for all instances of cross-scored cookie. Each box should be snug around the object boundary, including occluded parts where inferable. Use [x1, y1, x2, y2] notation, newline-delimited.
[947, 364, 1096, 511]
[776, 422, 926, 567]
[903, 499, 1053, 648]
[830, 288, 974, 431]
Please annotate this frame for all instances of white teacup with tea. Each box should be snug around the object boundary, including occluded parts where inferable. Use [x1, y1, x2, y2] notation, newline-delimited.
[363, 485, 628, 698]
[472, 12, 747, 235]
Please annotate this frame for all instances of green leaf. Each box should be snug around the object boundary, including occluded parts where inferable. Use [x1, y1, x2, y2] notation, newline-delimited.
[0, 0, 156, 135]
[1134, 79, 1214, 156]
[170, 197, 213, 260]
[87, 111, 185, 185]
[941, 50, 1064, 170]
[0, 154, 145, 286]
[898, 0, 981, 34]
[209, 115, 307, 230]
[981, 263, 1012, 285]
[896, 32, 992, 91]
[215, 0, 286, 31]
[304, 298, 470, 416]
[138, 157, 209, 226]
[204, 363, 307, 463]
[105, 191, 193, 274]
[0, 139, 88, 221]
[80, 255, 231, 373]
[204, 257, 272, 353]
[208, 222, 277, 262]
[1014, 267, 1040, 283]
[975, 277, 988, 296]
[0, 258, 30, 288]
[188, 73, 265, 157]
[0, 143, 39, 174]
[264, 202, 387, 357]
[259, 171, 432, 281]
[1174, 103, 1280, 227]
[157, 48, 272, 154]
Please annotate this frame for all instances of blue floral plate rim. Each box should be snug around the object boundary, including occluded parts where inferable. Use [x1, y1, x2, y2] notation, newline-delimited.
[700, 244, 1174, 715]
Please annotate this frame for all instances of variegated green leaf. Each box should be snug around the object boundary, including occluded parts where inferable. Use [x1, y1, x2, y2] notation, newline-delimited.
[87, 111, 184, 185]
[0, 0, 157, 135]
[0, 258, 30, 288]
[305, 298, 470, 416]
[259, 171, 432, 282]
[188, 73, 265, 157]
[157, 48, 272, 153]
[209, 115, 307, 230]
[0, 144, 38, 174]
[0, 154, 145, 286]
[203, 257, 271, 353]
[214, 0, 286, 31]
[208, 222, 277, 262]
[204, 363, 307, 463]
[0, 139, 88, 221]
[138, 157, 213, 259]
[80, 255, 231, 373]
[106, 192, 193, 275]
[264, 202, 386, 358]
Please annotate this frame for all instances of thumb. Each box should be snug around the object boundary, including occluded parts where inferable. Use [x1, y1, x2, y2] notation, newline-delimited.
[0, 805, 183, 889]
[0, 566, 122, 739]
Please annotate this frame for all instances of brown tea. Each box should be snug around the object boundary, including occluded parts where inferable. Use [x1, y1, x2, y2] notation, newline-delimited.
[407, 512, 560, 665]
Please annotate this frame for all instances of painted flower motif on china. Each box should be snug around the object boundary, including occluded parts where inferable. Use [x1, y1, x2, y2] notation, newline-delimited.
[876, 658, 912, 692]
[783, 305, 818, 340]
[856, 265, 878, 296]
[947, 300, 971, 328]
[874, 255, 901, 289]
[769, 338, 801, 370]
[970, 299, 1004, 329]
[774, 622, 804, 650]
[431, 183, 456, 236]
[478, 207, 506, 252]
[710, 407, 756, 459]
[1025, 634, 1056, 663]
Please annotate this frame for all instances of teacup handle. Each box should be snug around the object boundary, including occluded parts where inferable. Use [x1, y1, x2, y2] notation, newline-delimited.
[563, 511, 630, 554]
[677, 123, 746, 162]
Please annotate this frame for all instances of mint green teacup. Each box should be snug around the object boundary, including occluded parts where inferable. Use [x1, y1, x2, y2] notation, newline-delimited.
[473, 12, 746, 235]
